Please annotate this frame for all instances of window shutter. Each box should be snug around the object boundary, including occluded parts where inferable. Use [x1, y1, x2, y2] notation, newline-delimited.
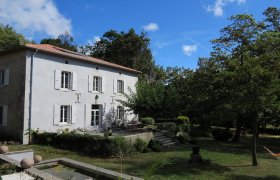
[2, 106, 8, 126]
[72, 72, 77, 91]
[4, 68, 9, 85]
[54, 70, 61, 90]
[113, 79, 117, 94]
[53, 105, 60, 125]
[85, 104, 91, 126]
[101, 77, 105, 93]
[123, 81, 126, 94]
[88, 75, 93, 92]
[71, 105, 76, 124]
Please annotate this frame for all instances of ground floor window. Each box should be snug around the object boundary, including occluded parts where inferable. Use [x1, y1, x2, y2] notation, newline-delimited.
[117, 106, 124, 120]
[0, 106, 3, 125]
[60, 105, 70, 124]
[91, 105, 100, 126]
[0, 70, 5, 85]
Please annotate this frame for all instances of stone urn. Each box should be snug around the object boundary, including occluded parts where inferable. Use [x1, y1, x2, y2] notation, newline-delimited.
[34, 155, 42, 163]
[0, 145, 8, 154]
[20, 158, 34, 169]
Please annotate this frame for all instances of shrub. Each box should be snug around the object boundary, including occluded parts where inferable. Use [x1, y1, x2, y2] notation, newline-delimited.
[176, 131, 189, 144]
[32, 132, 134, 157]
[148, 140, 162, 152]
[189, 126, 210, 137]
[133, 138, 148, 152]
[0, 162, 20, 175]
[140, 117, 155, 125]
[177, 116, 190, 124]
[211, 129, 233, 141]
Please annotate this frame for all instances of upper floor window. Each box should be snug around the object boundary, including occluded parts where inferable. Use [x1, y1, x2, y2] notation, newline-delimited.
[55, 70, 77, 91]
[61, 71, 71, 89]
[0, 69, 9, 86]
[117, 80, 124, 93]
[93, 76, 102, 92]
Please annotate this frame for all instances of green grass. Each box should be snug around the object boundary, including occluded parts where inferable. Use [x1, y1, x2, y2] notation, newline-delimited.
[9, 135, 280, 180]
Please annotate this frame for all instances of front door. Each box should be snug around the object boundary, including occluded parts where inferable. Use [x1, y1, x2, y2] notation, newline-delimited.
[91, 105, 100, 128]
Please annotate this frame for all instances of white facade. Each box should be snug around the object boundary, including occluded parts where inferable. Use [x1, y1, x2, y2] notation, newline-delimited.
[0, 46, 139, 144]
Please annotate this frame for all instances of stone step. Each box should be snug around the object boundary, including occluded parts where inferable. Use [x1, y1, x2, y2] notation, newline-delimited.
[153, 132, 175, 147]
[153, 136, 169, 140]
[162, 142, 176, 147]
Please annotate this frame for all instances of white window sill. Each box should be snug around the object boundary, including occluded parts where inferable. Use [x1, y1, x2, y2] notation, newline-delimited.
[57, 123, 72, 127]
[0, 84, 7, 89]
[59, 88, 72, 92]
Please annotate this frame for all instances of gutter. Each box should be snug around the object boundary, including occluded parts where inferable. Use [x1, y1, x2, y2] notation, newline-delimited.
[28, 49, 38, 143]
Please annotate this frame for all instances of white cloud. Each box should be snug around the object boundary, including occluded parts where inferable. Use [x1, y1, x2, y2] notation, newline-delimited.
[0, 0, 72, 37]
[207, 0, 246, 17]
[87, 36, 101, 45]
[155, 41, 169, 49]
[182, 45, 197, 56]
[143, 23, 159, 32]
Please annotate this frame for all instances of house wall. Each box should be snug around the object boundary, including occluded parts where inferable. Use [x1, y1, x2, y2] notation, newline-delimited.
[0, 52, 27, 142]
[28, 51, 138, 136]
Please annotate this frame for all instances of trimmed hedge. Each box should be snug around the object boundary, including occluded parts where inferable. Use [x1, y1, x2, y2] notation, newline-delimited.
[32, 132, 134, 157]
[211, 129, 233, 141]
[140, 117, 155, 125]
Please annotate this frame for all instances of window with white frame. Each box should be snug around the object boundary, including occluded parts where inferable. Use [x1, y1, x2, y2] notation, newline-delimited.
[93, 76, 102, 92]
[0, 106, 3, 125]
[0, 70, 5, 85]
[117, 80, 124, 93]
[61, 71, 71, 89]
[91, 105, 100, 126]
[60, 105, 71, 124]
[0, 69, 9, 86]
[0, 105, 7, 126]
[117, 106, 124, 120]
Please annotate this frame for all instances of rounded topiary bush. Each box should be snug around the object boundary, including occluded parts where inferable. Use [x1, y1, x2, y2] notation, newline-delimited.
[177, 116, 190, 124]
[211, 129, 233, 141]
[140, 117, 155, 125]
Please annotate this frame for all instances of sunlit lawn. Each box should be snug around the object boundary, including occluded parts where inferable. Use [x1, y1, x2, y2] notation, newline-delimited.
[10, 135, 280, 180]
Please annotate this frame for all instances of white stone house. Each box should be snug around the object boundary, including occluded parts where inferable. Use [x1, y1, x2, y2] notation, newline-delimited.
[0, 44, 140, 144]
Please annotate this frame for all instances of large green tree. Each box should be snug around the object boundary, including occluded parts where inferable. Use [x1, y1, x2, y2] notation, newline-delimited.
[204, 8, 280, 166]
[40, 32, 77, 52]
[81, 29, 156, 81]
[0, 24, 27, 52]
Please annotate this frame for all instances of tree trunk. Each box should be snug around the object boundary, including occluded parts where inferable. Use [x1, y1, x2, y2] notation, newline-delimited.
[252, 119, 258, 166]
[232, 119, 242, 142]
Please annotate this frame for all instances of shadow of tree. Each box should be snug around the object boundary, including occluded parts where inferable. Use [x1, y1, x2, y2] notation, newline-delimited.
[228, 175, 280, 180]
[154, 157, 231, 176]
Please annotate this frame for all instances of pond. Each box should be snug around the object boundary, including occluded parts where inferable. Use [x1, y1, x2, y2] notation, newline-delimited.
[36, 163, 111, 180]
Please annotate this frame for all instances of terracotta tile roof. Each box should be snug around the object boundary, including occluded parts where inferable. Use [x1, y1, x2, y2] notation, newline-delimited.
[25, 44, 141, 74]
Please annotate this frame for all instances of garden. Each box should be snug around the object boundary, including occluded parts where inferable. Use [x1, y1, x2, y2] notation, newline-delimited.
[7, 134, 280, 179]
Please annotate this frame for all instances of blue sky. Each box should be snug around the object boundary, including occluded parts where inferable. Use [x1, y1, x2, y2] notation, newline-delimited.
[0, 0, 279, 69]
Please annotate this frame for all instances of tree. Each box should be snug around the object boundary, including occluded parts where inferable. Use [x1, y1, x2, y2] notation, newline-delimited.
[40, 32, 77, 52]
[0, 24, 27, 52]
[81, 29, 156, 81]
[206, 8, 280, 166]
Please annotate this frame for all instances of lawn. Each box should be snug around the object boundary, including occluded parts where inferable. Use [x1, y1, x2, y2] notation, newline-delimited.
[9, 135, 280, 180]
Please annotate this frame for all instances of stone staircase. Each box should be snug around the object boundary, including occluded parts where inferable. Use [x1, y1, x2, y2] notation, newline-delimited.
[153, 132, 176, 147]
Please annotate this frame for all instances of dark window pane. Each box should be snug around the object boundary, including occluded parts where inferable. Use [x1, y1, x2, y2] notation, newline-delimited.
[0, 106, 3, 125]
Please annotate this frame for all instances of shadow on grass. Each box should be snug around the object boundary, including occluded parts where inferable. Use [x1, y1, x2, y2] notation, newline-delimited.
[163, 136, 280, 159]
[154, 157, 231, 176]
[228, 175, 280, 180]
